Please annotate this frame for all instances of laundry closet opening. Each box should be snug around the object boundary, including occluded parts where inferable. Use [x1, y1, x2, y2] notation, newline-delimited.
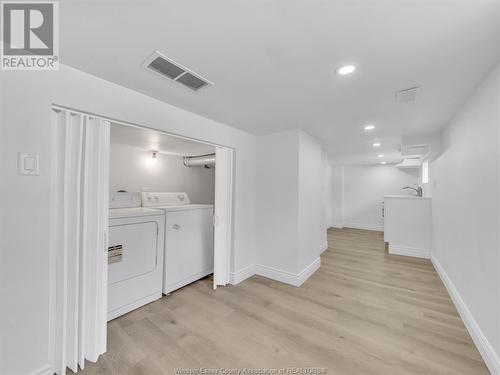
[108, 123, 217, 320]
[50, 106, 234, 373]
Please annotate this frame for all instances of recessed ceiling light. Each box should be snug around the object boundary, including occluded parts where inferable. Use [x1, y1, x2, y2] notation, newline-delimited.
[381, 161, 387, 164]
[336, 64, 356, 76]
[364, 124, 375, 131]
[377, 154, 384, 158]
[372, 142, 381, 147]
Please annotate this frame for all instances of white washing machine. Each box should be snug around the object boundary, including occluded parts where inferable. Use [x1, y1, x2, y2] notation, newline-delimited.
[141, 192, 214, 294]
[108, 193, 165, 321]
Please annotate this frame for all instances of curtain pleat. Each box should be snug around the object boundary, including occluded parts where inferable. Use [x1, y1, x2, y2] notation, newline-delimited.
[55, 111, 109, 374]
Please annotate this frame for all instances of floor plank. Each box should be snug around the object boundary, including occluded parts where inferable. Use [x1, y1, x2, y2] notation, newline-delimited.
[75, 228, 489, 374]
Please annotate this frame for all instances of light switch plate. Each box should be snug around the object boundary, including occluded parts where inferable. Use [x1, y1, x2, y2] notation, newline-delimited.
[18, 152, 39, 176]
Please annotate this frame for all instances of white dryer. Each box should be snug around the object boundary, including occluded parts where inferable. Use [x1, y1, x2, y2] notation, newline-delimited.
[108, 193, 165, 321]
[141, 192, 214, 294]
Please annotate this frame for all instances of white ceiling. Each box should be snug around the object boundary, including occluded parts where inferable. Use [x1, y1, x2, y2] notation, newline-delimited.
[110, 123, 215, 157]
[61, 0, 500, 164]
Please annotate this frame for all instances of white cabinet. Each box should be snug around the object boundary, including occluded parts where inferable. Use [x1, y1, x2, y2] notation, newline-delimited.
[384, 196, 432, 259]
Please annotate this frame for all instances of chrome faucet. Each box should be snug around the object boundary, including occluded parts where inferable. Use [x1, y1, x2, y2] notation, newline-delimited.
[403, 185, 423, 197]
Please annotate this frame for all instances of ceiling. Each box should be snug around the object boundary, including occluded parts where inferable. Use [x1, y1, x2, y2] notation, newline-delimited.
[60, 0, 500, 164]
[110, 123, 215, 157]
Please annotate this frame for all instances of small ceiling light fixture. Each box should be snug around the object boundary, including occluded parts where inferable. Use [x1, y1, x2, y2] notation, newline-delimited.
[364, 124, 375, 131]
[377, 154, 384, 158]
[372, 142, 381, 147]
[336, 64, 356, 76]
[381, 161, 387, 164]
[151, 150, 159, 161]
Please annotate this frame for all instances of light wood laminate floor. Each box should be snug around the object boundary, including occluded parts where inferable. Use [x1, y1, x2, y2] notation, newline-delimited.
[77, 228, 489, 375]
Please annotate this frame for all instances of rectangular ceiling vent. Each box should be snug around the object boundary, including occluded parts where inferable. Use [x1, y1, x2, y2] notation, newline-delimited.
[396, 86, 420, 103]
[143, 51, 213, 91]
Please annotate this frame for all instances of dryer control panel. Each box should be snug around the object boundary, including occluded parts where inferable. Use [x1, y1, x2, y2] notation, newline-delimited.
[109, 192, 141, 209]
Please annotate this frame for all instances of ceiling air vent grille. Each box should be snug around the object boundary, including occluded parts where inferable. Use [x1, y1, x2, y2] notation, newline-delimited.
[396, 86, 420, 103]
[143, 51, 213, 91]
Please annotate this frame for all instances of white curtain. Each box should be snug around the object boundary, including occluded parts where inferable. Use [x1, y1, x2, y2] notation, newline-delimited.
[213, 146, 234, 289]
[52, 110, 109, 374]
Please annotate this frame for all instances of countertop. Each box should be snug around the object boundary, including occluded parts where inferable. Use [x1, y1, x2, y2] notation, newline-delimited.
[384, 195, 431, 200]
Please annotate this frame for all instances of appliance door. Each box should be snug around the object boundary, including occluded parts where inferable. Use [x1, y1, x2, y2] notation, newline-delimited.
[108, 220, 159, 314]
[108, 222, 159, 283]
[164, 208, 214, 293]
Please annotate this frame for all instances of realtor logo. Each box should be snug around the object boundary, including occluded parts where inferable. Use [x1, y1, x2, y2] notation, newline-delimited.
[1, 1, 59, 70]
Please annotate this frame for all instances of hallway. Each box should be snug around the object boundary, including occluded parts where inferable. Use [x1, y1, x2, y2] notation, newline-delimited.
[78, 228, 488, 375]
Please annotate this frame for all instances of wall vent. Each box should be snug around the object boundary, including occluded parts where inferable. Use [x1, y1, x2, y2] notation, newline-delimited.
[396, 86, 420, 103]
[143, 51, 213, 91]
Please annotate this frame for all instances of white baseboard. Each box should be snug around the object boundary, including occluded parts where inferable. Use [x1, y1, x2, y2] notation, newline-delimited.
[229, 258, 321, 287]
[343, 222, 384, 231]
[389, 244, 430, 259]
[256, 257, 321, 287]
[297, 257, 321, 286]
[432, 255, 500, 375]
[320, 241, 329, 253]
[255, 264, 299, 286]
[329, 221, 344, 229]
[229, 264, 256, 285]
[30, 363, 53, 375]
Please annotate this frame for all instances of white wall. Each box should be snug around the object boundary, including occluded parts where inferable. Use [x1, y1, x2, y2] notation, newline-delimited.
[330, 165, 344, 228]
[322, 152, 333, 237]
[110, 143, 215, 204]
[0, 64, 256, 375]
[341, 165, 418, 230]
[430, 62, 500, 373]
[298, 131, 323, 270]
[256, 130, 299, 273]
[257, 129, 323, 278]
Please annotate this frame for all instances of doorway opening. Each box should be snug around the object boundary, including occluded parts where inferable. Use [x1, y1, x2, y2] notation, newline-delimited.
[49, 105, 234, 374]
